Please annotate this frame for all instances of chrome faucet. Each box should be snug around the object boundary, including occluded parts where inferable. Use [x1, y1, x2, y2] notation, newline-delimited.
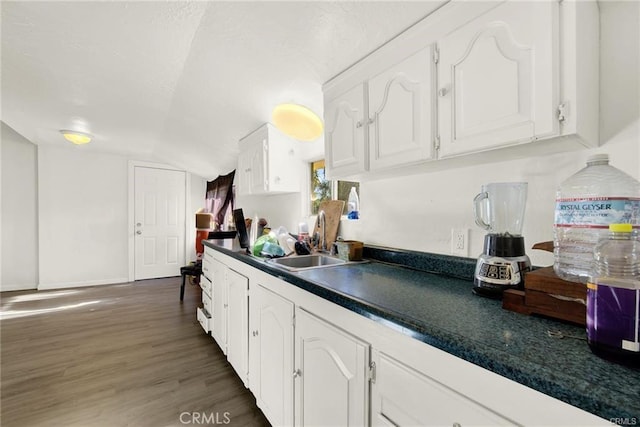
[318, 210, 327, 252]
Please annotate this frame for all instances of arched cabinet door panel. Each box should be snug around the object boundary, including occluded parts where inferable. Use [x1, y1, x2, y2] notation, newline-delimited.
[368, 46, 435, 170]
[324, 83, 367, 179]
[294, 308, 369, 427]
[438, 1, 559, 157]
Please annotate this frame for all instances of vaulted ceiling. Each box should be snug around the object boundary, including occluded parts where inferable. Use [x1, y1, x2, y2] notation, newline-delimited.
[1, 1, 446, 179]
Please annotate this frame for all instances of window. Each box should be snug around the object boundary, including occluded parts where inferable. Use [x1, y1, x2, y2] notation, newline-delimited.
[310, 160, 359, 215]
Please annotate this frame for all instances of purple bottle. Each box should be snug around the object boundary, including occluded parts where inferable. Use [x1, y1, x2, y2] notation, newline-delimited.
[587, 224, 640, 366]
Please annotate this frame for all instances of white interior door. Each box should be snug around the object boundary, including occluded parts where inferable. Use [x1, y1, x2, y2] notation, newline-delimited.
[134, 166, 186, 280]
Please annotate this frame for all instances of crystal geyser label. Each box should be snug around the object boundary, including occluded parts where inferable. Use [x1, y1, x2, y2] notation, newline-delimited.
[554, 197, 640, 228]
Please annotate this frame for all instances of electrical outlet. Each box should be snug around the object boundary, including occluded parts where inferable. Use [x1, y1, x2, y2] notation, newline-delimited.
[451, 228, 469, 256]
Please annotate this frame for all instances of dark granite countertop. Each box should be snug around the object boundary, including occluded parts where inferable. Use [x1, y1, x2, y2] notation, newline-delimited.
[203, 239, 639, 423]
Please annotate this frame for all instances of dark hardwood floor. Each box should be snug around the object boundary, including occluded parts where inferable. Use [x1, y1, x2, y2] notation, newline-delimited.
[0, 277, 270, 427]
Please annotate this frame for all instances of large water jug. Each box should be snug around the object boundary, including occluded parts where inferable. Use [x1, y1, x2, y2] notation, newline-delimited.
[554, 154, 640, 283]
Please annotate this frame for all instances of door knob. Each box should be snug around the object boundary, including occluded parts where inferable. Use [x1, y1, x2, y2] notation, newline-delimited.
[136, 230, 142, 235]
[136, 222, 142, 227]
[438, 87, 448, 97]
[293, 369, 302, 378]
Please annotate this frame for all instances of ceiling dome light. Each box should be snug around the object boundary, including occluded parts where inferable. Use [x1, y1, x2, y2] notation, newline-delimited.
[60, 130, 92, 145]
[272, 104, 323, 141]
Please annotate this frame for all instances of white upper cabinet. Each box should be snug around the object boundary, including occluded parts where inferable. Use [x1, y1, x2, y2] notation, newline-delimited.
[438, 1, 558, 157]
[237, 123, 301, 195]
[368, 47, 435, 170]
[322, 0, 599, 180]
[324, 47, 436, 180]
[324, 83, 367, 179]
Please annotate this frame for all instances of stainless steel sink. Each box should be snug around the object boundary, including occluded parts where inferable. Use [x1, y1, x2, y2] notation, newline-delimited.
[266, 254, 348, 272]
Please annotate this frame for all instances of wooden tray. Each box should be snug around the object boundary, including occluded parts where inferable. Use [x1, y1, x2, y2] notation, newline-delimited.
[502, 266, 587, 326]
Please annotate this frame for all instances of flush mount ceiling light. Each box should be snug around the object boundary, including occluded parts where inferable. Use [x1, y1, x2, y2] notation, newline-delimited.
[272, 103, 323, 141]
[60, 130, 92, 145]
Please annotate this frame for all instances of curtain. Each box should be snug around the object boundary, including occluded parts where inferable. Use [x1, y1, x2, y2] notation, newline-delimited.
[205, 170, 236, 230]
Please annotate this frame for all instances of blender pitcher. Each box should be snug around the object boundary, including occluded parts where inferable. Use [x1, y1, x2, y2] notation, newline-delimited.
[472, 182, 531, 298]
[473, 182, 528, 235]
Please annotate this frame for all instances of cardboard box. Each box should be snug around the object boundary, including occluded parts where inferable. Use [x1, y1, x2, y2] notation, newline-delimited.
[195, 209, 214, 230]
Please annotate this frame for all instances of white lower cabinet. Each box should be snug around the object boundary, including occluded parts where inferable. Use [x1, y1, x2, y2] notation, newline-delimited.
[294, 308, 370, 427]
[211, 258, 227, 350]
[196, 307, 211, 334]
[209, 254, 249, 385]
[226, 268, 249, 385]
[249, 284, 295, 427]
[204, 248, 606, 426]
[371, 350, 514, 427]
[198, 272, 213, 335]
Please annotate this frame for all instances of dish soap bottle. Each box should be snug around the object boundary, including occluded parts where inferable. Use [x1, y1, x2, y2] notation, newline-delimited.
[347, 187, 360, 220]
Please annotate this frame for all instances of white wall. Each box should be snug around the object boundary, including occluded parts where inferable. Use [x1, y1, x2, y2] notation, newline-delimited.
[1, 122, 38, 291]
[37, 146, 130, 288]
[0, 127, 212, 291]
[2, 142, 207, 291]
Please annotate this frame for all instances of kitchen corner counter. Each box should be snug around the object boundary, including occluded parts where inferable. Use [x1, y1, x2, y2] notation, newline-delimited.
[203, 239, 640, 422]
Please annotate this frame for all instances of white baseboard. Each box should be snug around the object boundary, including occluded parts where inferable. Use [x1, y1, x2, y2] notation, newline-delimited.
[37, 277, 130, 291]
[1, 283, 38, 292]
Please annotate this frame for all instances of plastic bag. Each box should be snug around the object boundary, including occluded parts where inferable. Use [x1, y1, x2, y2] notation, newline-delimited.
[252, 234, 278, 257]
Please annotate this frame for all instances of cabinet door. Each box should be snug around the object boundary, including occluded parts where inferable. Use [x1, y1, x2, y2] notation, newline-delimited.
[226, 268, 249, 386]
[249, 139, 268, 194]
[324, 83, 367, 179]
[211, 259, 227, 352]
[368, 47, 435, 170]
[371, 351, 514, 426]
[438, 1, 559, 157]
[250, 284, 295, 427]
[295, 308, 369, 427]
[236, 150, 252, 196]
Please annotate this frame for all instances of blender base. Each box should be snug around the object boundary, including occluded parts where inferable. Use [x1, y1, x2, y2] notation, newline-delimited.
[473, 234, 531, 298]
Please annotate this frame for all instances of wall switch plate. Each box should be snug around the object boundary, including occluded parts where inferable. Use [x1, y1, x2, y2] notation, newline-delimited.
[451, 228, 469, 256]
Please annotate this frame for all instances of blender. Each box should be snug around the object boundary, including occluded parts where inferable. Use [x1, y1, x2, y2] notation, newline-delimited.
[472, 182, 531, 298]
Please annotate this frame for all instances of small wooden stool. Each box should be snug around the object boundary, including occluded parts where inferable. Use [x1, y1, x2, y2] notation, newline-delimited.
[180, 261, 202, 302]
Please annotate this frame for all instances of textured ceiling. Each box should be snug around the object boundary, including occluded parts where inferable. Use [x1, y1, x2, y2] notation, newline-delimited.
[1, 1, 447, 179]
